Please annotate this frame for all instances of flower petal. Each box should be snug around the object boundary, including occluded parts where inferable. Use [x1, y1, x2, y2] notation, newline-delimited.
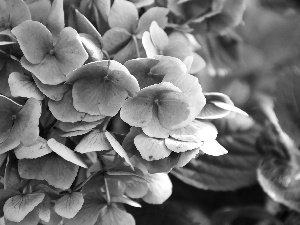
[11, 21, 52, 64]
[134, 133, 172, 161]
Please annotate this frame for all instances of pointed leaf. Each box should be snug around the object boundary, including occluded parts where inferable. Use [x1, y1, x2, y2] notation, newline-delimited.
[105, 131, 134, 168]
[47, 138, 87, 168]
[54, 192, 84, 219]
[171, 115, 262, 191]
[75, 9, 102, 44]
[19, 153, 79, 190]
[8, 72, 44, 100]
[142, 173, 172, 204]
[4, 193, 45, 222]
[134, 133, 172, 161]
[46, 0, 64, 37]
[75, 130, 111, 153]
[108, 0, 138, 32]
[11, 20, 52, 64]
[14, 136, 52, 159]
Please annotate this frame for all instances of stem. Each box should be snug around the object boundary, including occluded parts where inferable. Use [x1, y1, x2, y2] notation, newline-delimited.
[104, 176, 111, 205]
[101, 116, 112, 132]
[98, 155, 111, 205]
[73, 170, 102, 192]
[0, 49, 18, 61]
[132, 35, 140, 58]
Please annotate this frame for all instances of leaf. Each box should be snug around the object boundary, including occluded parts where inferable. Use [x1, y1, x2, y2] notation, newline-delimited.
[105, 131, 134, 168]
[274, 67, 300, 147]
[46, 0, 64, 38]
[142, 173, 172, 204]
[47, 138, 87, 168]
[4, 193, 45, 222]
[206, 0, 246, 33]
[14, 136, 52, 159]
[171, 115, 262, 191]
[75, 130, 111, 153]
[18, 153, 79, 190]
[11, 20, 52, 64]
[134, 133, 172, 161]
[48, 90, 85, 123]
[32, 76, 70, 101]
[97, 204, 135, 225]
[108, 0, 138, 32]
[8, 72, 44, 100]
[136, 7, 169, 37]
[54, 192, 84, 219]
[64, 192, 106, 225]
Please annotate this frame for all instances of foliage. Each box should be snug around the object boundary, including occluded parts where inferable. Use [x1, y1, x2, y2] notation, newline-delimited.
[0, 0, 300, 224]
